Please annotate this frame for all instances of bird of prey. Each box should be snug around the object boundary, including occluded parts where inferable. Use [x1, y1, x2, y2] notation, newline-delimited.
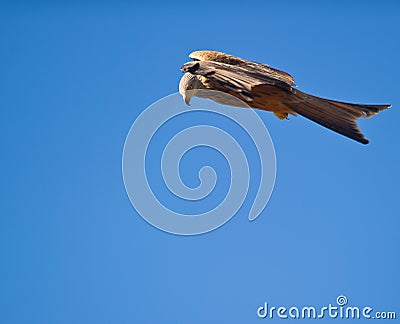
[179, 50, 391, 144]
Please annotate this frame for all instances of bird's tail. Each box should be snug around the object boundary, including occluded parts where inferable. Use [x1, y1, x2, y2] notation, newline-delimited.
[284, 90, 391, 144]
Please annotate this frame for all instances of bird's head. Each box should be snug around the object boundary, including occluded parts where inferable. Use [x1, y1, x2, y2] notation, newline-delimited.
[179, 73, 204, 105]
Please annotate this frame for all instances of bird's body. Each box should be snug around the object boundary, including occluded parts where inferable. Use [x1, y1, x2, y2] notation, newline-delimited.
[179, 50, 391, 144]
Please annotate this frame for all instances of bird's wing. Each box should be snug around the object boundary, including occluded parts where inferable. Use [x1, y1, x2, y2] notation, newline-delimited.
[181, 60, 293, 101]
[181, 60, 390, 144]
[189, 50, 295, 87]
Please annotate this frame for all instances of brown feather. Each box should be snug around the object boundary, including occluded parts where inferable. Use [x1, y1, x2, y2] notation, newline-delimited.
[282, 91, 390, 144]
[189, 50, 295, 87]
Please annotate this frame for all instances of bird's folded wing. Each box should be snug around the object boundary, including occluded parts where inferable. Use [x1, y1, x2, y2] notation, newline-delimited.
[181, 60, 293, 101]
[189, 50, 295, 87]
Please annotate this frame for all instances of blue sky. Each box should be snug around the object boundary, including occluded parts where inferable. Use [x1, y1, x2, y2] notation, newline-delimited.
[1, 1, 399, 323]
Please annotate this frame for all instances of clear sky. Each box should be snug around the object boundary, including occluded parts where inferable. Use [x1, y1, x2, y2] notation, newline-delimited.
[1, 1, 399, 323]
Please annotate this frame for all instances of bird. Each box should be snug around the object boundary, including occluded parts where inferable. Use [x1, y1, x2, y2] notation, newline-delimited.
[179, 50, 391, 144]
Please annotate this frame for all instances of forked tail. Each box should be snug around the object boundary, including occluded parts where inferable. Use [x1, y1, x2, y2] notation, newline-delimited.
[285, 90, 391, 144]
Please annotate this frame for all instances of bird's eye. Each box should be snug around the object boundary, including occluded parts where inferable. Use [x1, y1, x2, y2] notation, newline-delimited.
[187, 85, 193, 90]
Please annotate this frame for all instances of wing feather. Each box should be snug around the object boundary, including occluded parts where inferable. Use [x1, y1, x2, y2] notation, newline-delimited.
[189, 50, 295, 87]
[181, 60, 294, 102]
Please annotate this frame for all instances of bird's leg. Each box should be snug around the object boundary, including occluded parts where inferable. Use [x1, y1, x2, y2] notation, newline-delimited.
[273, 112, 289, 120]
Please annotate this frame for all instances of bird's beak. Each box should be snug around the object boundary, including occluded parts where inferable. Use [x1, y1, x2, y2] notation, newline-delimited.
[184, 96, 191, 106]
[183, 92, 192, 106]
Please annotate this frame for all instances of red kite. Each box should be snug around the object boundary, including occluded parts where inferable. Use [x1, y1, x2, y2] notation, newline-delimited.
[179, 50, 390, 144]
